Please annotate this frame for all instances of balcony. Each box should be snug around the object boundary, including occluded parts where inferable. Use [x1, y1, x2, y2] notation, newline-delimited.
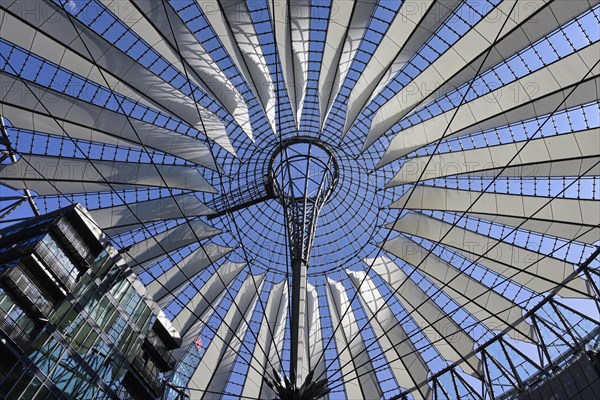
[1, 267, 53, 317]
[129, 355, 163, 396]
[32, 247, 77, 291]
[53, 219, 92, 265]
[144, 330, 176, 371]
[0, 307, 36, 352]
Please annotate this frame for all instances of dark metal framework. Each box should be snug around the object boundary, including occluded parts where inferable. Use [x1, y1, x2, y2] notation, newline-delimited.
[270, 138, 339, 384]
[270, 138, 339, 266]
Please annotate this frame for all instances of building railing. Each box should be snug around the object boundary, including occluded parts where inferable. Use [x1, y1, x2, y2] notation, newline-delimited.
[2, 267, 53, 317]
[130, 355, 163, 395]
[0, 307, 35, 352]
[33, 245, 77, 291]
[54, 219, 92, 265]
[144, 330, 176, 371]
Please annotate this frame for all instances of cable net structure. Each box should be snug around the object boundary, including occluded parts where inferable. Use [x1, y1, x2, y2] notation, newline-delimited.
[1, 0, 599, 399]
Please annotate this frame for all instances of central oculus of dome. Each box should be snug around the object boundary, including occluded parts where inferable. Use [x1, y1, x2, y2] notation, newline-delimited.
[268, 137, 339, 204]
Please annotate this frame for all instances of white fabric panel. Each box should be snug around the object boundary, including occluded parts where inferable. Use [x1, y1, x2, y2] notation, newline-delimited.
[147, 243, 233, 306]
[269, 0, 309, 128]
[189, 274, 266, 400]
[270, 0, 295, 125]
[410, 0, 598, 130]
[0, 72, 218, 169]
[218, 0, 276, 132]
[326, 278, 382, 400]
[260, 281, 288, 399]
[388, 129, 600, 185]
[480, 157, 600, 179]
[364, 257, 482, 377]
[5, 0, 233, 150]
[363, 0, 464, 116]
[89, 194, 214, 236]
[0, 154, 216, 195]
[122, 220, 221, 268]
[346, 271, 432, 399]
[317, 0, 354, 128]
[242, 280, 288, 400]
[171, 261, 246, 362]
[128, 0, 253, 142]
[0, 8, 157, 112]
[306, 282, 327, 389]
[365, 0, 551, 149]
[344, 0, 435, 133]
[444, 77, 600, 148]
[98, 0, 187, 75]
[379, 44, 600, 165]
[199, 0, 276, 133]
[383, 234, 535, 341]
[388, 212, 592, 298]
[468, 213, 600, 245]
[0, 103, 137, 150]
[390, 186, 600, 244]
[318, 0, 378, 127]
[289, 0, 310, 129]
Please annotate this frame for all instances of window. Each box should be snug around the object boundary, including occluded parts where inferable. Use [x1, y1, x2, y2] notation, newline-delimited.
[0, 288, 36, 336]
[36, 235, 79, 288]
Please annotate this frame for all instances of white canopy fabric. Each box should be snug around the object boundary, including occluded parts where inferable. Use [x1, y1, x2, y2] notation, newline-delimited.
[188, 273, 266, 398]
[360, 258, 482, 377]
[0, 72, 219, 168]
[363, 0, 596, 149]
[121, 219, 222, 269]
[346, 269, 433, 399]
[170, 261, 247, 363]
[88, 194, 214, 236]
[378, 44, 600, 167]
[0, 153, 216, 194]
[325, 278, 382, 399]
[383, 233, 536, 342]
[147, 243, 233, 306]
[242, 280, 288, 399]
[1, 0, 598, 398]
[212, 0, 277, 132]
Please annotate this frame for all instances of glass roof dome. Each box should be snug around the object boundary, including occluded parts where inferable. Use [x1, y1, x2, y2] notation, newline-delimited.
[1, 0, 599, 399]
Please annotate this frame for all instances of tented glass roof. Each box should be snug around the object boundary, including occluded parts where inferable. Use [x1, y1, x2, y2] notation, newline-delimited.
[1, 0, 599, 399]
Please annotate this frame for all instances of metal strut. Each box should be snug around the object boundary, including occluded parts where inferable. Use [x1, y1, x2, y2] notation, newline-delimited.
[270, 138, 338, 387]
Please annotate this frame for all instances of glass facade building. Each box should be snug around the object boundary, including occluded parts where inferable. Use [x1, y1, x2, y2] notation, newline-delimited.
[0, 204, 181, 399]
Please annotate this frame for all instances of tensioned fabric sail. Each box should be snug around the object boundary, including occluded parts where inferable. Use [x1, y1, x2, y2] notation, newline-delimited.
[1, 0, 599, 399]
